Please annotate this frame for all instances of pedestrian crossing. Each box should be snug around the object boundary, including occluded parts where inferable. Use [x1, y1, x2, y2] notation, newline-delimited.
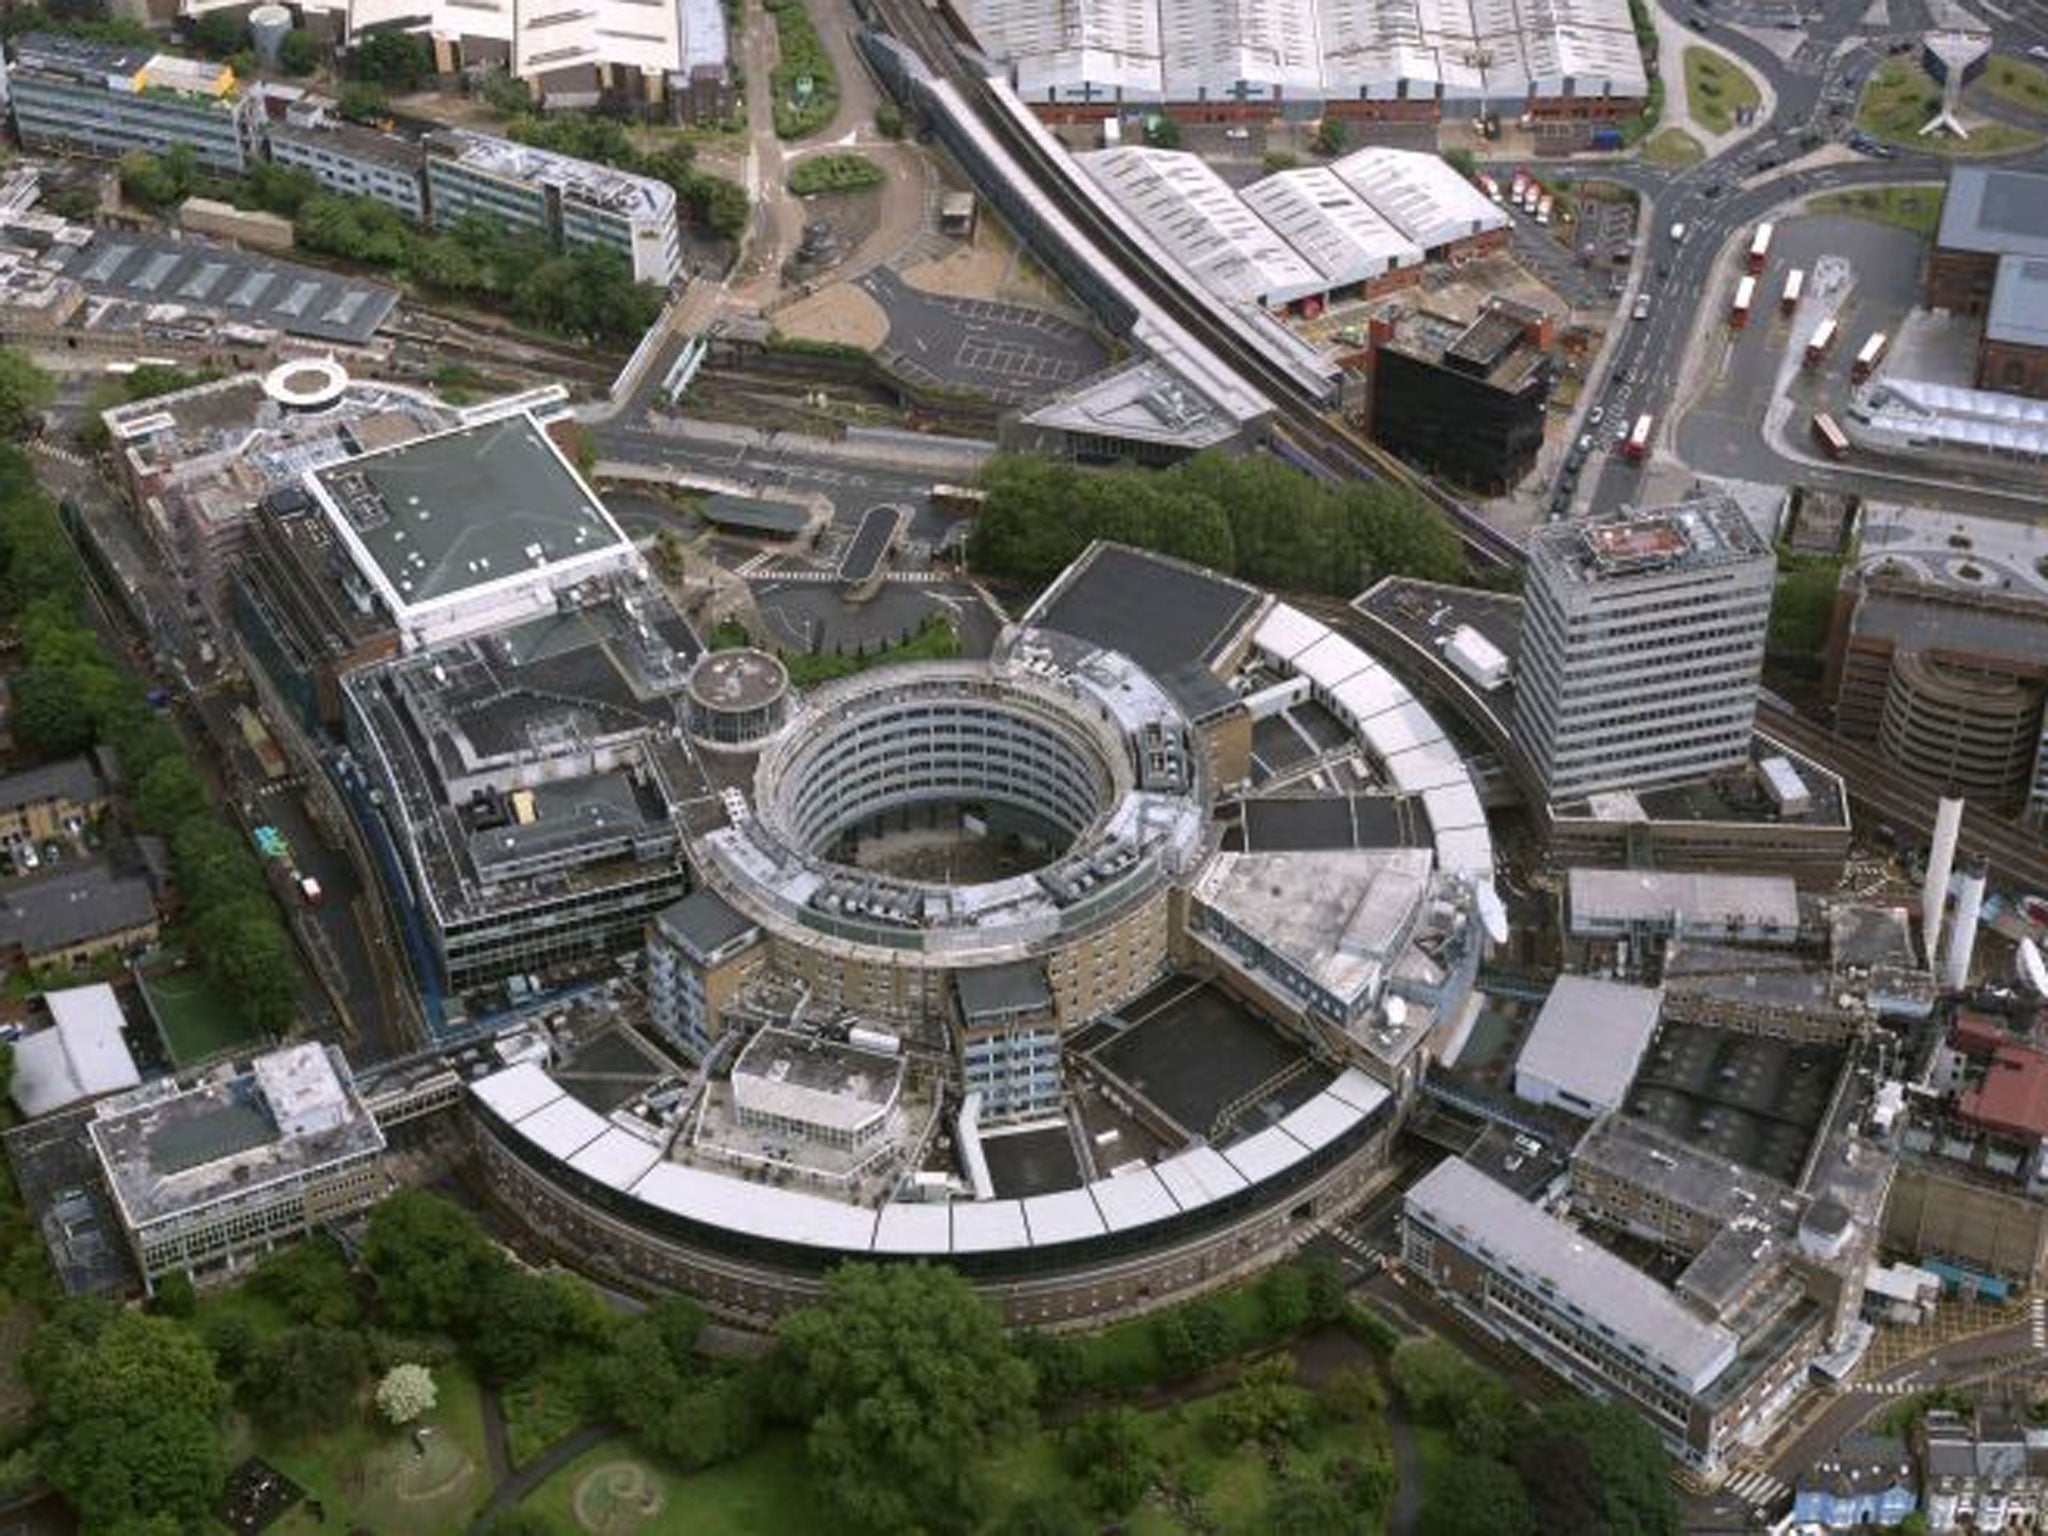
[739, 564, 953, 586]
[1326, 1226, 1385, 1269]
[1724, 1468, 1790, 1508]
[2030, 1295, 2044, 1352]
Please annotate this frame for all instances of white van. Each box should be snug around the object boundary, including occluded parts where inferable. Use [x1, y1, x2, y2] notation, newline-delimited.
[1670, 221, 1687, 243]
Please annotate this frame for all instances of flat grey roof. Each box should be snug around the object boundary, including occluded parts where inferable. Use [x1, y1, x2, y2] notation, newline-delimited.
[1516, 975, 1661, 1111]
[1936, 166, 2048, 259]
[1988, 255, 2048, 349]
[311, 414, 628, 611]
[57, 231, 397, 345]
[1567, 868, 1801, 931]
[1025, 542, 1263, 677]
[655, 887, 759, 962]
[1847, 576, 2048, 664]
[1406, 1155, 1738, 1390]
[956, 959, 1054, 1021]
[698, 493, 811, 535]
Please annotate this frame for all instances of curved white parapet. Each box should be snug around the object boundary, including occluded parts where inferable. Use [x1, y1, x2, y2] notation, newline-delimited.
[468, 1059, 1391, 1261]
[263, 356, 349, 411]
[1248, 604, 1497, 886]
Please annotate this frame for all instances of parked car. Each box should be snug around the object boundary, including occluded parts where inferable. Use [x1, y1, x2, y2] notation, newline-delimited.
[1588, 405, 1606, 427]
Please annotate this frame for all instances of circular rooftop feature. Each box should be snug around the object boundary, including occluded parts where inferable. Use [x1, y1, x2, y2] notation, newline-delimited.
[263, 356, 349, 411]
[756, 670, 1117, 877]
[686, 648, 791, 749]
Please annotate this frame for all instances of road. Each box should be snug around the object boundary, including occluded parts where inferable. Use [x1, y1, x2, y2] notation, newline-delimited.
[1567, 0, 2048, 521]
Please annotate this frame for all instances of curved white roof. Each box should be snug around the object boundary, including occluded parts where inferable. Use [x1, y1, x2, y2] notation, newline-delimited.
[1329, 147, 1509, 253]
[1241, 168, 1425, 288]
[1077, 148, 1327, 308]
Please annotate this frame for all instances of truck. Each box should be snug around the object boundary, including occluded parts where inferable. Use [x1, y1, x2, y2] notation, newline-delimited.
[1590, 124, 1624, 150]
[1511, 169, 1530, 204]
[1479, 173, 1502, 204]
[1804, 317, 1838, 370]
[1781, 267, 1805, 314]
[1536, 193, 1553, 226]
[1747, 221, 1774, 274]
[1625, 413, 1653, 462]
[236, 705, 287, 782]
[1730, 274, 1756, 328]
[1853, 330, 1889, 383]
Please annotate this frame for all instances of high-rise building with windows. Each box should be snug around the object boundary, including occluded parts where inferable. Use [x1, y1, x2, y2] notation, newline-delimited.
[1515, 498, 1773, 803]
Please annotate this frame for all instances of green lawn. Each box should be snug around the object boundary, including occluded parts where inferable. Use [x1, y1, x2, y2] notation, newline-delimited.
[1684, 45, 1761, 134]
[1858, 58, 2045, 155]
[1982, 54, 2048, 117]
[140, 958, 266, 1067]
[250, 1359, 492, 1535]
[1641, 126, 1707, 168]
[524, 1432, 829, 1535]
[1805, 183, 1947, 235]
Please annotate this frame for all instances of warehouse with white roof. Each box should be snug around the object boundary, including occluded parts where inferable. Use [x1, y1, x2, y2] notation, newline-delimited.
[1237, 168, 1424, 293]
[963, 0, 1645, 121]
[1077, 148, 1326, 308]
[1514, 974, 1662, 1117]
[1328, 147, 1510, 255]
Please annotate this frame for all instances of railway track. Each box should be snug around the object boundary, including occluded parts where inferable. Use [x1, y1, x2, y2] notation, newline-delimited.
[867, 0, 1522, 570]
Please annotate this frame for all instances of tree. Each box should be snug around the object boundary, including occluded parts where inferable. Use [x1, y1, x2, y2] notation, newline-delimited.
[337, 79, 390, 123]
[11, 665, 100, 758]
[277, 28, 323, 75]
[1059, 1407, 1156, 1515]
[149, 1272, 196, 1319]
[775, 1263, 1035, 1534]
[1441, 147, 1479, 179]
[0, 347, 53, 442]
[245, 1326, 373, 1437]
[197, 1308, 260, 1381]
[189, 8, 245, 57]
[118, 144, 197, 209]
[1516, 1397, 1679, 1536]
[874, 99, 905, 138]
[990, 1490, 1092, 1536]
[1420, 1454, 1534, 1536]
[1215, 1355, 1313, 1448]
[1319, 1365, 1385, 1425]
[345, 29, 433, 89]
[252, 1236, 361, 1328]
[1143, 115, 1180, 148]
[26, 1303, 230, 1532]
[1313, 117, 1349, 155]
[376, 1363, 438, 1425]
[1259, 1262, 1313, 1333]
[362, 1189, 506, 1332]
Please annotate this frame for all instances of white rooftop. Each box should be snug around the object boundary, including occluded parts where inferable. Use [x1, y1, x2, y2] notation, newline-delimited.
[10, 982, 140, 1118]
[1407, 1156, 1738, 1391]
[1328, 147, 1510, 252]
[1567, 868, 1802, 932]
[1516, 974, 1662, 1113]
[1077, 148, 1327, 307]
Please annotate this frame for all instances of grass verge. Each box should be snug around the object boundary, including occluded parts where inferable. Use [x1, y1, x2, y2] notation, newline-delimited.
[1859, 59, 2046, 155]
[1684, 45, 1761, 134]
[1641, 126, 1707, 168]
[141, 957, 266, 1068]
[788, 152, 884, 196]
[1982, 54, 2048, 117]
[1805, 183, 1946, 235]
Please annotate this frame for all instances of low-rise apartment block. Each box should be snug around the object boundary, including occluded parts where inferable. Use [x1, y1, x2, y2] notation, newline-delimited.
[6, 33, 257, 173]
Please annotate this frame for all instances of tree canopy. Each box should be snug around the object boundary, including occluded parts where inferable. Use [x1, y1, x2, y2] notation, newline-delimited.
[361, 1189, 505, 1332]
[0, 345, 55, 441]
[776, 1263, 1037, 1534]
[26, 1302, 230, 1531]
[969, 450, 1466, 596]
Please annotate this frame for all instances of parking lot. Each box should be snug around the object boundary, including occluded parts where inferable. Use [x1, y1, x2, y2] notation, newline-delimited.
[859, 267, 1110, 404]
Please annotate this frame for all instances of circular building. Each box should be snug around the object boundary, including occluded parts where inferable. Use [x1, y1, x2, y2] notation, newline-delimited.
[686, 648, 791, 749]
[697, 641, 1210, 1028]
[262, 356, 350, 413]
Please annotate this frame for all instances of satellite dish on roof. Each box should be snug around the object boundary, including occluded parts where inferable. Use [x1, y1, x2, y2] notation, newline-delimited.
[2020, 938, 2048, 999]
[1476, 883, 1510, 946]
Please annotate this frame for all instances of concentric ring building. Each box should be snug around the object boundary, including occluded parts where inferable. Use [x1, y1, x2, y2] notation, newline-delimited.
[445, 540, 1504, 1325]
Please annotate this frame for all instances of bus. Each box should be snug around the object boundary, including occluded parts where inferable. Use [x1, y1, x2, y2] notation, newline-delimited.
[1625, 413, 1653, 462]
[1811, 412, 1849, 460]
[1853, 331, 1890, 383]
[1747, 222, 1774, 274]
[1781, 268, 1805, 314]
[1731, 275, 1757, 329]
[1804, 317, 1839, 370]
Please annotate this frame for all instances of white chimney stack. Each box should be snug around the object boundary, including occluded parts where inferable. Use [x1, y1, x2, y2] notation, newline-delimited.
[1943, 858, 1988, 992]
[1922, 795, 1964, 969]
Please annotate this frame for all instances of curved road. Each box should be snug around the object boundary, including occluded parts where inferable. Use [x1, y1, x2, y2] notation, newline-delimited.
[1558, 0, 2048, 519]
